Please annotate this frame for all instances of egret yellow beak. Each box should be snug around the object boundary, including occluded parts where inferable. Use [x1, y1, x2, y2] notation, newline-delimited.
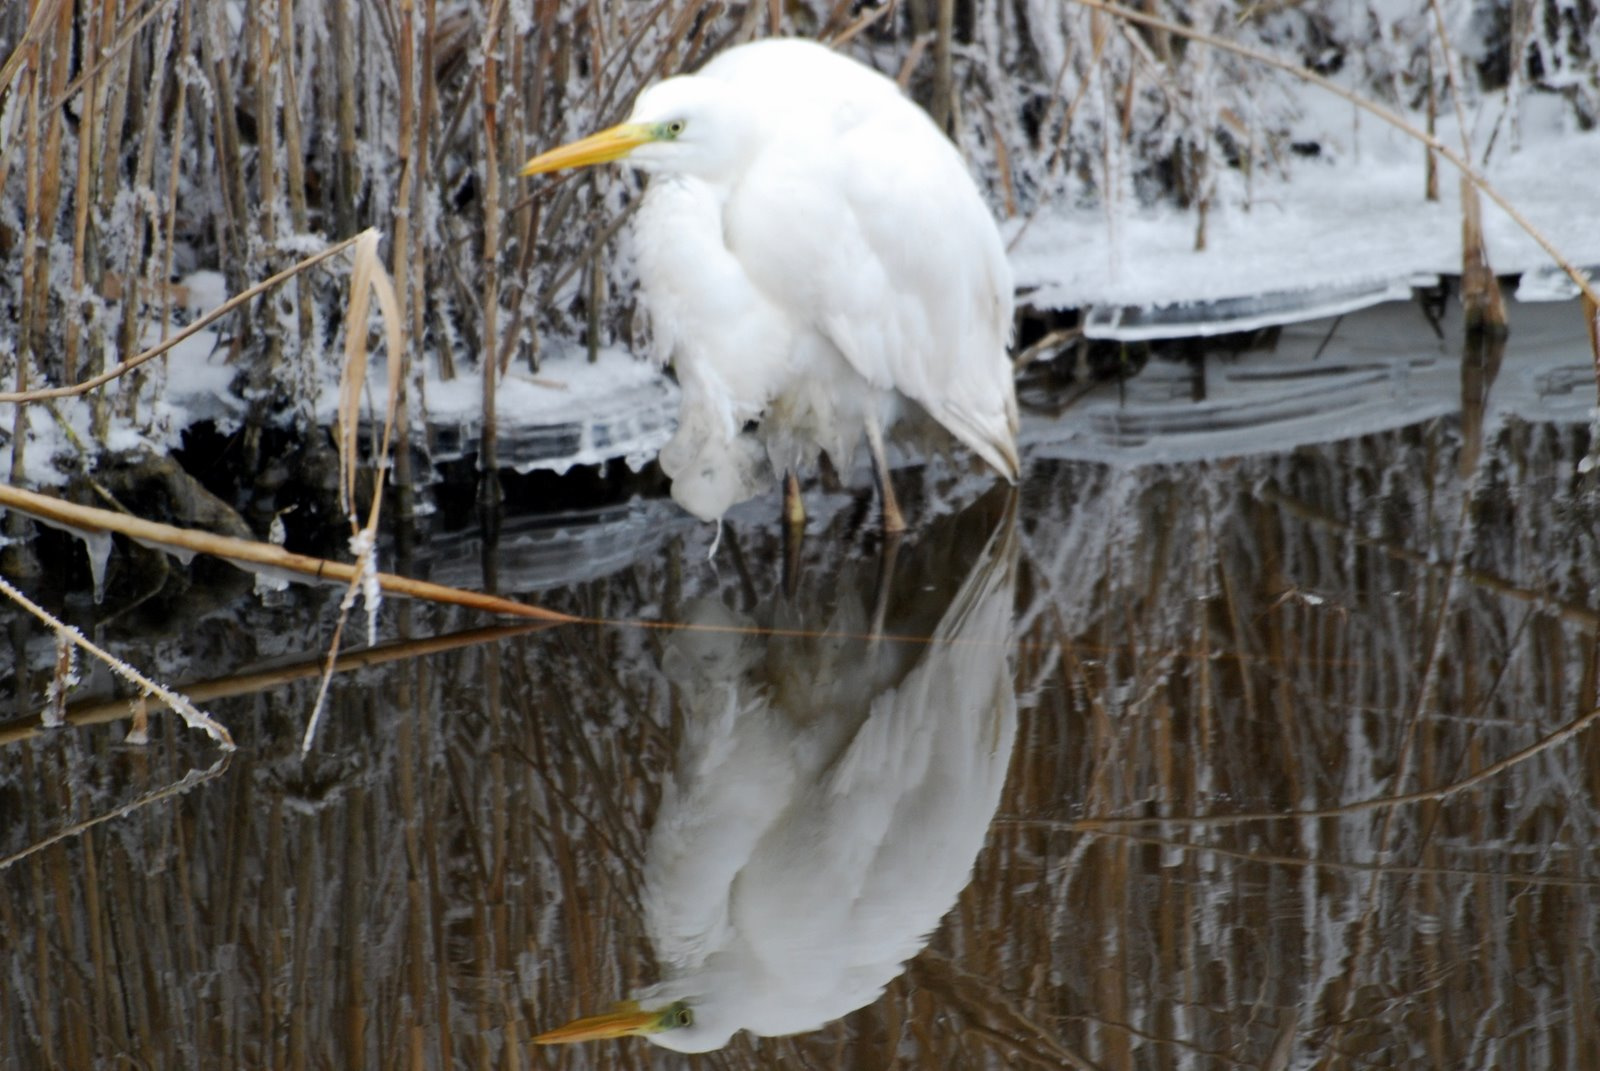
[534, 1001, 669, 1044]
[519, 123, 655, 176]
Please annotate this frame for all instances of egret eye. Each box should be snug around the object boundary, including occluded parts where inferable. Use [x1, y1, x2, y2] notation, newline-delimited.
[665, 119, 687, 138]
[673, 1005, 694, 1028]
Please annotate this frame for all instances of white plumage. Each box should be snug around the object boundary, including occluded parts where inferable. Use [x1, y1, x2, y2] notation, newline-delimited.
[521, 38, 1019, 527]
[534, 498, 1020, 1051]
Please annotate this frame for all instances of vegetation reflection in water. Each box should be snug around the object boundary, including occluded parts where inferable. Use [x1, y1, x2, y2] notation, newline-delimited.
[4, 398, 1600, 1068]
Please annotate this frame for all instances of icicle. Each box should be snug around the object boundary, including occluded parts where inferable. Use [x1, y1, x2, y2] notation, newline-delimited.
[83, 528, 114, 605]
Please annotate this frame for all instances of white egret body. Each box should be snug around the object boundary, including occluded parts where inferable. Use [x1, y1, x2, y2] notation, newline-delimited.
[535, 498, 1019, 1051]
[521, 39, 1019, 527]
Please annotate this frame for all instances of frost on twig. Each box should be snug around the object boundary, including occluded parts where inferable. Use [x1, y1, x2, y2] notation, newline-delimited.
[301, 229, 407, 757]
[42, 636, 77, 729]
[299, 530, 380, 755]
[348, 528, 382, 646]
[0, 756, 231, 873]
[0, 573, 235, 750]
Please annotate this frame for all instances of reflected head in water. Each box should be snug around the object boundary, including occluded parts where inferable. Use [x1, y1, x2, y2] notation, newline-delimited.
[531, 997, 721, 1052]
[535, 491, 1020, 1052]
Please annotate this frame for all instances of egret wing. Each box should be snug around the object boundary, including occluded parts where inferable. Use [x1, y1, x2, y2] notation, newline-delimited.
[724, 94, 1018, 477]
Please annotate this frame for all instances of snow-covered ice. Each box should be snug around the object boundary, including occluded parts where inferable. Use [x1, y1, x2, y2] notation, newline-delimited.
[1011, 88, 1600, 339]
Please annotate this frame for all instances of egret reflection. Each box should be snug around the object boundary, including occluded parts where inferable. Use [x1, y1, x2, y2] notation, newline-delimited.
[538, 494, 1020, 1052]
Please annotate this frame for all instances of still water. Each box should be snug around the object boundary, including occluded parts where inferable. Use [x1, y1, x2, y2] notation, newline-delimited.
[4, 299, 1600, 1069]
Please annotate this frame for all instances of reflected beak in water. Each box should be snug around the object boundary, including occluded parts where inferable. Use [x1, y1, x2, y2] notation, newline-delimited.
[534, 1001, 663, 1044]
[519, 123, 655, 176]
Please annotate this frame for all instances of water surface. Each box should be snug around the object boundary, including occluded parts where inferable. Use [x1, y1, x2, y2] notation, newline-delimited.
[4, 300, 1600, 1069]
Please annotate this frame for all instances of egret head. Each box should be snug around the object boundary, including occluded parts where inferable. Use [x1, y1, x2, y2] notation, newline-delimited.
[520, 75, 756, 185]
[534, 994, 737, 1054]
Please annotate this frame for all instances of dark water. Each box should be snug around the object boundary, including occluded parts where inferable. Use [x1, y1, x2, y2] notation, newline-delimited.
[4, 300, 1600, 1069]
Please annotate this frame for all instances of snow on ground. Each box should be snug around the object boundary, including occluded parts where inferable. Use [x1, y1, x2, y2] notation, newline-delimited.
[1010, 89, 1600, 339]
[0, 327, 238, 489]
[320, 340, 679, 475]
[6, 87, 1597, 492]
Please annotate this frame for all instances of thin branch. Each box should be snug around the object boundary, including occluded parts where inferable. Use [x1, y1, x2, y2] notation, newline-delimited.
[0, 573, 235, 748]
[0, 757, 231, 873]
[1027, 701, 1600, 830]
[0, 231, 369, 404]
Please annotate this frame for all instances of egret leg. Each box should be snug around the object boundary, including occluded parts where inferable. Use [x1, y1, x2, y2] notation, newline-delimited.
[868, 526, 900, 643]
[863, 416, 906, 534]
[783, 470, 806, 530]
[782, 471, 804, 597]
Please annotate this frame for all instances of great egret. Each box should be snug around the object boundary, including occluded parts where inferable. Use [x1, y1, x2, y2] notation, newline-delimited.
[520, 38, 1020, 531]
[534, 494, 1019, 1052]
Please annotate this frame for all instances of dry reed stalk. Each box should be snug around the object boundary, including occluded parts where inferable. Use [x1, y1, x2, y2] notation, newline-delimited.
[278, 0, 312, 327]
[391, 0, 419, 512]
[479, 0, 506, 504]
[504, 0, 555, 375]
[0, 624, 549, 745]
[0, 0, 66, 98]
[331, 0, 358, 240]
[157, 0, 193, 344]
[1005, 21, 1111, 254]
[933, 0, 954, 133]
[128, 4, 179, 309]
[42, 0, 174, 112]
[587, 256, 603, 363]
[826, 0, 896, 49]
[0, 482, 577, 622]
[10, 28, 43, 488]
[335, 231, 405, 523]
[1587, 293, 1600, 383]
[92, 0, 132, 442]
[1425, 44, 1440, 202]
[32, 1, 71, 382]
[198, 0, 249, 296]
[252, 0, 281, 380]
[305, 229, 474, 751]
[1426, 0, 1508, 336]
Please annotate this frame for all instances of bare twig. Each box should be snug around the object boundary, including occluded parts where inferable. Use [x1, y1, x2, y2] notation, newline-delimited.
[1036, 701, 1600, 830]
[0, 233, 370, 404]
[0, 757, 231, 873]
[0, 573, 235, 748]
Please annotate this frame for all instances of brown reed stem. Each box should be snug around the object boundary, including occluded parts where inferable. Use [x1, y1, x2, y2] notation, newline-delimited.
[0, 482, 579, 623]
